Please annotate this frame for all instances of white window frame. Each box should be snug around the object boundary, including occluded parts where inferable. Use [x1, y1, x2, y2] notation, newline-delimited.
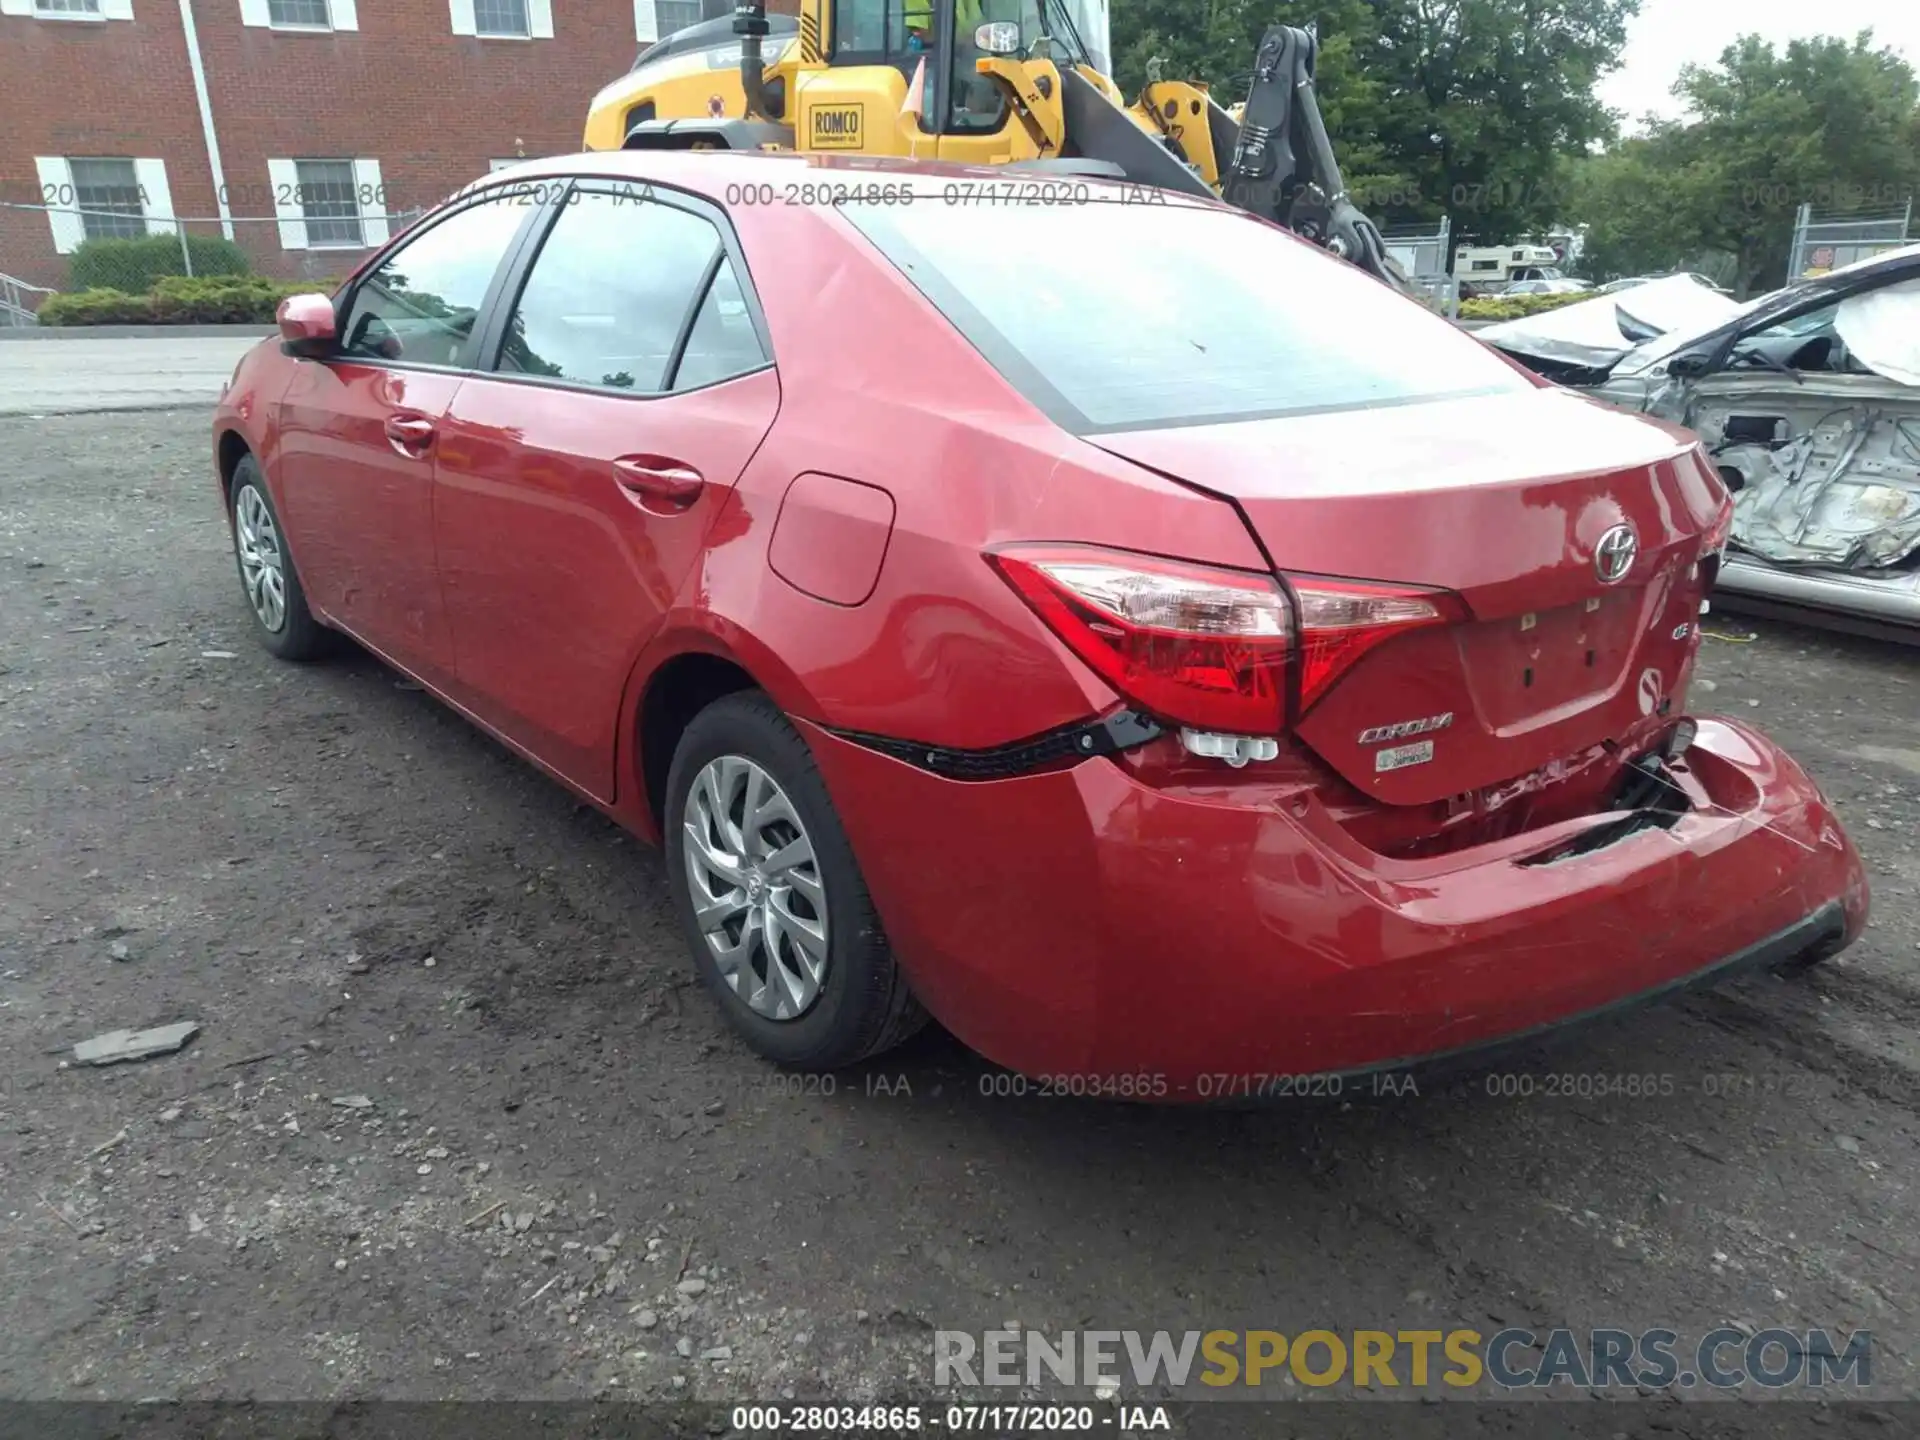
[268, 157, 388, 252]
[451, 0, 549, 38]
[32, 157, 176, 254]
[2, 0, 134, 20]
[634, 0, 708, 42]
[239, 0, 357, 31]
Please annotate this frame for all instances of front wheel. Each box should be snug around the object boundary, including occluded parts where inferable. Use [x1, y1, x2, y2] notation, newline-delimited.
[664, 691, 927, 1070]
[229, 456, 329, 661]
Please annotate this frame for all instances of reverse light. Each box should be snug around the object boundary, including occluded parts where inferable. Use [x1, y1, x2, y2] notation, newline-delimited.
[1180, 730, 1282, 767]
[989, 546, 1459, 734]
[988, 547, 1291, 734]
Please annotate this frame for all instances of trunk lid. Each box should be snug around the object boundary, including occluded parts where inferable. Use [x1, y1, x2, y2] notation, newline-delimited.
[1090, 388, 1728, 806]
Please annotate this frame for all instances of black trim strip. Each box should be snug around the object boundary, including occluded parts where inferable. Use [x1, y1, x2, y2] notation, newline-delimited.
[664, 243, 728, 392]
[828, 710, 1163, 782]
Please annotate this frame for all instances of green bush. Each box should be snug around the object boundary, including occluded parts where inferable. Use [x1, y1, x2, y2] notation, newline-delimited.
[35, 288, 157, 326]
[68, 233, 251, 292]
[37, 276, 323, 326]
[150, 275, 315, 324]
[1459, 291, 1592, 321]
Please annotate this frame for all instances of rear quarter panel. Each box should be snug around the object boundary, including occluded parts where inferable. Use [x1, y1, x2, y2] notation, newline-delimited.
[623, 194, 1267, 762]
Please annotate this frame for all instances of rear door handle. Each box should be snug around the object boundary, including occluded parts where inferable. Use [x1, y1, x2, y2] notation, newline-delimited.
[384, 414, 436, 456]
[613, 456, 705, 510]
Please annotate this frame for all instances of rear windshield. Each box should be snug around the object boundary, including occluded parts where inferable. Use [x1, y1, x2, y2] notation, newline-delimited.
[841, 194, 1532, 433]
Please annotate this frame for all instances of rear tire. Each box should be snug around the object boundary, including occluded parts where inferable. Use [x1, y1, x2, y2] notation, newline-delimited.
[664, 691, 927, 1070]
[229, 455, 330, 662]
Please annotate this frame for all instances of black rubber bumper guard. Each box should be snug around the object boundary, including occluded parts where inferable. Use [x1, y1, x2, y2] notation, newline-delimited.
[827, 709, 1164, 782]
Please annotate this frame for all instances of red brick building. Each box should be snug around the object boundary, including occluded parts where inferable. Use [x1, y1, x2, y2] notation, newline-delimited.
[0, 0, 766, 292]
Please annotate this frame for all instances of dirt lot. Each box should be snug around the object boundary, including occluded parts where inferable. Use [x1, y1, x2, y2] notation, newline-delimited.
[2, 409, 1918, 1422]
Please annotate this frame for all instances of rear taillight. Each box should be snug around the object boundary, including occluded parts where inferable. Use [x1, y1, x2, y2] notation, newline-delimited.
[1701, 495, 1735, 557]
[989, 546, 1457, 733]
[988, 546, 1290, 733]
[1697, 496, 1735, 592]
[1290, 576, 1455, 713]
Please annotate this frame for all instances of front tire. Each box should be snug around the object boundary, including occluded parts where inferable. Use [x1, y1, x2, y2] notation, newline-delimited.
[664, 691, 927, 1070]
[229, 455, 329, 661]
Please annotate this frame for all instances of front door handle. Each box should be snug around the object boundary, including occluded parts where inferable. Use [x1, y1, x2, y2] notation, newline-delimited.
[613, 456, 705, 511]
[385, 414, 436, 457]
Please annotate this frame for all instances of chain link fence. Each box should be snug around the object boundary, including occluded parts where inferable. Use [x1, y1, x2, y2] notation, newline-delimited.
[1786, 199, 1914, 281]
[1381, 218, 1461, 318]
[1, 202, 427, 324]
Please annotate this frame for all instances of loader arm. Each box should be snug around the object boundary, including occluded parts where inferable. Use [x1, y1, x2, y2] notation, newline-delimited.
[1215, 25, 1401, 289]
[705, 3, 1402, 289]
[1058, 24, 1405, 290]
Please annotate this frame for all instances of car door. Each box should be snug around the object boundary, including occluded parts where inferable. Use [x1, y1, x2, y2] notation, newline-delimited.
[431, 180, 780, 801]
[272, 189, 541, 685]
[1646, 294, 1920, 573]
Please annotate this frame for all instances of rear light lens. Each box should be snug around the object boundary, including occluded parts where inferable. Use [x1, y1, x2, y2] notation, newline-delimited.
[1701, 495, 1735, 556]
[1290, 577, 1453, 713]
[1697, 496, 1735, 593]
[988, 547, 1290, 733]
[989, 546, 1458, 733]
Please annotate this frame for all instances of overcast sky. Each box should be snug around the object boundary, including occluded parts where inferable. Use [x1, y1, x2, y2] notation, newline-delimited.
[1597, 0, 1920, 126]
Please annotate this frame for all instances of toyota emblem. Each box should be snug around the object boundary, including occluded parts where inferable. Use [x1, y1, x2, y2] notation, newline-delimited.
[1594, 524, 1638, 584]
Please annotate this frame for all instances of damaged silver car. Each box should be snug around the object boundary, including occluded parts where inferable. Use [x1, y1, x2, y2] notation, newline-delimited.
[1483, 247, 1920, 639]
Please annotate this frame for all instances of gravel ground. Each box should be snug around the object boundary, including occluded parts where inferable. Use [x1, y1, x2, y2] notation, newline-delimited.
[1, 410, 1917, 1421]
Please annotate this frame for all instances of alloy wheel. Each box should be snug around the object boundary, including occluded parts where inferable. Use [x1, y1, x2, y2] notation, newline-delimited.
[234, 484, 288, 633]
[682, 754, 830, 1021]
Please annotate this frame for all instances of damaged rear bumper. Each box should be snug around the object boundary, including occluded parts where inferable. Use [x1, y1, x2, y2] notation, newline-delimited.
[804, 715, 1870, 1095]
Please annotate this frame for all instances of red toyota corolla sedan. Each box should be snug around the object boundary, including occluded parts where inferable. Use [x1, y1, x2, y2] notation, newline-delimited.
[211, 151, 1868, 1097]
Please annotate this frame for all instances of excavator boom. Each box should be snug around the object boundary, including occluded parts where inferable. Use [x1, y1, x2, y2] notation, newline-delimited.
[1216, 25, 1398, 286]
[594, 4, 1403, 288]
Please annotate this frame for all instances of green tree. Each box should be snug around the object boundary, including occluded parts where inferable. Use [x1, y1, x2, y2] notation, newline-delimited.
[1108, 0, 1403, 205]
[1563, 31, 1920, 296]
[1109, 0, 1639, 235]
[1566, 140, 1697, 281]
[1657, 31, 1920, 295]
[1365, 0, 1639, 237]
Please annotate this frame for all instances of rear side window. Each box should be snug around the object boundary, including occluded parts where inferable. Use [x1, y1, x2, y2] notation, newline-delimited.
[672, 256, 768, 391]
[339, 195, 530, 368]
[840, 196, 1533, 433]
[497, 188, 733, 394]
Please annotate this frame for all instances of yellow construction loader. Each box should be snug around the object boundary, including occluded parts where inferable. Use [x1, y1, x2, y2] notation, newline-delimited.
[582, 1, 1401, 287]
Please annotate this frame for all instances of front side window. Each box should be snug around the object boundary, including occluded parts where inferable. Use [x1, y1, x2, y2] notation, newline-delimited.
[70, 158, 146, 241]
[268, 0, 331, 25]
[473, 0, 528, 36]
[496, 190, 731, 393]
[831, 0, 922, 59]
[339, 194, 530, 367]
[843, 194, 1534, 433]
[295, 160, 364, 247]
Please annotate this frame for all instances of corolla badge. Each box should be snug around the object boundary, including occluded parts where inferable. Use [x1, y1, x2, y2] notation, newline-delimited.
[1358, 713, 1454, 746]
[1595, 524, 1639, 584]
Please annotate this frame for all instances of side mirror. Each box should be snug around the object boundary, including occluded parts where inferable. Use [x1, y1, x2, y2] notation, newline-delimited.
[974, 21, 1020, 55]
[277, 293, 338, 358]
[1666, 351, 1713, 380]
